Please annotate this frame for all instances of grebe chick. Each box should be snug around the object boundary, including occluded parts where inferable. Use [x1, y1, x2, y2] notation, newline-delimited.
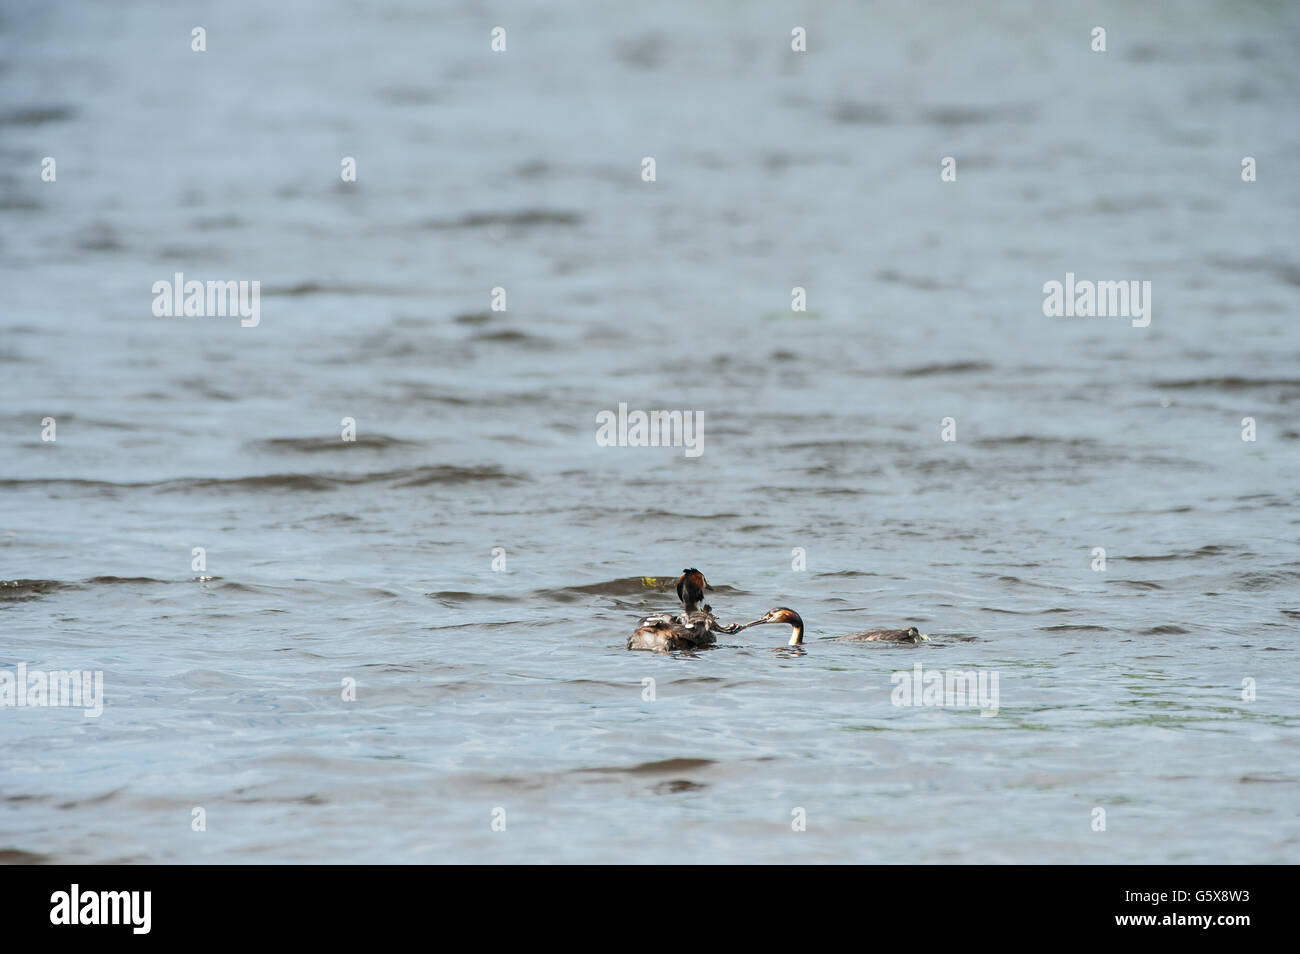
[834, 626, 927, 645]
[627, 605, 742, 652]
[674, 568, 710, 613]
[742, 609, 928, 646]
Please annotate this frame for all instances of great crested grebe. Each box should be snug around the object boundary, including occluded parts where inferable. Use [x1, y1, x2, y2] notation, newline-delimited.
[742, 608, 928, 646]
[675, 568, 709, 613]
[627, 605, 742, 652]
[627, 568, 738, 652]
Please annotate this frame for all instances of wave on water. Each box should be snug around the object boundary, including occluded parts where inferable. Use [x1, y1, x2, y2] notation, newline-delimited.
[428, 591, 523, 607]
[576, 757, 715, 775]
[0, 575, 223, 604]
[1124, 544, 1239, 561]
[0, 106, 76, 126]
[247, 434, 420, 453]
[0, 465, 524, 495]
[469, 329, 554, 348]
[893, 360, 994, 377]
[417, 209, 582, 230]
[259, 282, 428, 297]
[0, 579, 72, 602]
[973, 434, 1100, 449]
[555, 577, 741, 599]
[0, 848, 51, 864]
[83, 575, 171, 585]
[1153, 376, 1300, 391]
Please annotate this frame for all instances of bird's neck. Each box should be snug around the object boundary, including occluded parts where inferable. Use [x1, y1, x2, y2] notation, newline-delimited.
[788, 624, 804, 646]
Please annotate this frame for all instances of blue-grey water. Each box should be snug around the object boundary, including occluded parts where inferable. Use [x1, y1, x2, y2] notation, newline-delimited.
[1, 0, 1298, 863]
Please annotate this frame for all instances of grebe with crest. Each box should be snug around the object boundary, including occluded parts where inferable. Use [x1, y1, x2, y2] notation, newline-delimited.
[741, 608, 928, 646]
[627, 605, 743, 652]
[626, 568, 739, 651]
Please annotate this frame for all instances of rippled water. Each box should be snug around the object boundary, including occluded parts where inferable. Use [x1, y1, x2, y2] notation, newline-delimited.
[2, 1, 1298, 863]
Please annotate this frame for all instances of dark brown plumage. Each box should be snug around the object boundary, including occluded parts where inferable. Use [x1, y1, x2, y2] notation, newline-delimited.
[674, 568, 709, 613]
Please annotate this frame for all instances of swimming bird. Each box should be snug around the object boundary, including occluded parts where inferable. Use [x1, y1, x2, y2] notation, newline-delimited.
[674, 568, 710, 613]
[834, 626, 926, 644]
[741, 608, 928, 646]
[627, 605, 742, 652]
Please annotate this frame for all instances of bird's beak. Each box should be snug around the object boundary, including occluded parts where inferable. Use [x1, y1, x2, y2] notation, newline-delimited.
[741, 615, 773, 628]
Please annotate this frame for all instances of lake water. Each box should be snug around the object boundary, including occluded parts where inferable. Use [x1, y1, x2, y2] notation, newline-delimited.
[1, 0, 1298, 863]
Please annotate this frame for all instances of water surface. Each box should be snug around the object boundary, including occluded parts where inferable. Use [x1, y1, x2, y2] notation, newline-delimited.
[1, 0, 1298, 863]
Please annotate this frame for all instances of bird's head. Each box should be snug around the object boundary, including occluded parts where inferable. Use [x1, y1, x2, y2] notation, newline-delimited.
[744, 607, 805, 645]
